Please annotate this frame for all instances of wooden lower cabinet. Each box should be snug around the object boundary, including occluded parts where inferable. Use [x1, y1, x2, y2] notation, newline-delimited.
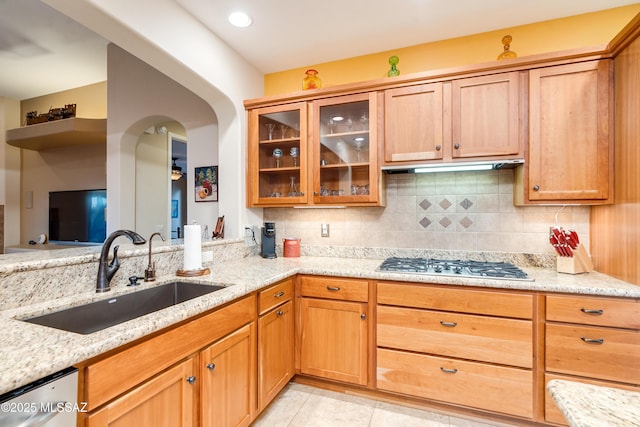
[299, 297, 368, 385]
[86, 358, 196, 427]
[79, 295, 256, 427]
[258, 299, 294, 411]
[377, 305, 533, 368]
[201, 322, 256, 427]
[544, 294, 640, 425]
[376, 282, 535, 420]
[377, 348, 533, 419]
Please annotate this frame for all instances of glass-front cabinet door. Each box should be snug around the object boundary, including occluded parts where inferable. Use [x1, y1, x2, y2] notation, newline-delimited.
[312, 92, 379, 205]
[247, 102, 308, 206]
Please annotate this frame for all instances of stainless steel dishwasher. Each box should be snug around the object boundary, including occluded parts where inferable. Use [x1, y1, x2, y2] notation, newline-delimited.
[0, 367, 78, 427]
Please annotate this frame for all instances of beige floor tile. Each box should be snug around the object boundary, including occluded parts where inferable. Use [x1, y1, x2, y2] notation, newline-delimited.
[370, 402, 450, 426]
[252, 382, 520, 427]
[288, 393, 374, 427]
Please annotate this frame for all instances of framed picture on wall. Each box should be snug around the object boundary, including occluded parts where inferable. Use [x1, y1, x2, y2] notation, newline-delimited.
[195, 166, 218, 202]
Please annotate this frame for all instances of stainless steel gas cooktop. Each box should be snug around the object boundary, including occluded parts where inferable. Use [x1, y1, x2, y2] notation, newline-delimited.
[377, 257, 533, 281]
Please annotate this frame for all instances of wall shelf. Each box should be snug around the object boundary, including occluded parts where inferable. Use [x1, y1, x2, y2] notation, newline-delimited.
[6, 117, 106, 151]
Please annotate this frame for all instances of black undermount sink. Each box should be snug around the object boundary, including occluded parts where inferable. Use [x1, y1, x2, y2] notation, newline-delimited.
[23, 281, 225, 334]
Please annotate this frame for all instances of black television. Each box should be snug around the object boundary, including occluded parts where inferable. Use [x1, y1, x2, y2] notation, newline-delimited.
[49, 189, 107, 244]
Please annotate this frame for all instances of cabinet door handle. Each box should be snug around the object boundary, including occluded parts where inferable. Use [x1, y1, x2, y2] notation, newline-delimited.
[440, 367, 458, 374]
[581, 336, 605, 345]
[435, 144, 441, 151]
[277, 310, 284, 316]
[533, 185, 540, 191]
[326, 286, 341, 291]
[300, 192, 305, 196]
[580, 308, 604, 315]
[206, 363, 216, 371]
[186, 376, 197, 384]
[439, 321, 457, 327]
[360, 313, 366, 320]
[314, 191, 319, 196]
[454, 143, 460, 149]
[274, 291, 285, 298]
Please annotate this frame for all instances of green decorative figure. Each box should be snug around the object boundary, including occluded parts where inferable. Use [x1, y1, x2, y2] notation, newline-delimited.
[387, 55, 400, 77]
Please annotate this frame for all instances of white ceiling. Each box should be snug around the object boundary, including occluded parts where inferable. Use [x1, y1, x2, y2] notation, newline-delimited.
[0, 0, 638, 101]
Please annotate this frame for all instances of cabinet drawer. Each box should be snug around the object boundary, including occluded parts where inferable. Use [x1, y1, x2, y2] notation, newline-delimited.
[299, 276, 368, 302]
[545, 323, 640, 384]
[377, 282, 532, 319]
[546, 295, 640, 329]
[82, 295, 256, 410]
[258, 279, 293, 315]
[377, 305, 532, 368]
[543, 373, 640, 426]
[377, 348, 533, 419]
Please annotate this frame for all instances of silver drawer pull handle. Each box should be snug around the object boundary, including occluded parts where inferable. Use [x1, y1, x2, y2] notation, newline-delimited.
[440, 367, 458, 374]
[580, 308, 604, 315]
[440, 321, 457, 327]
[581, 336, 604, 344]
[277, 310, 284, 316]
[326, 286, 341, 291]
[186, 376, 196, 384]
[274, 291, 285, 298]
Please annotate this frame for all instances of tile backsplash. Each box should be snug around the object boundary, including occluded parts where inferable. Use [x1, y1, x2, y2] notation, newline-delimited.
[264, 170, 590, 255]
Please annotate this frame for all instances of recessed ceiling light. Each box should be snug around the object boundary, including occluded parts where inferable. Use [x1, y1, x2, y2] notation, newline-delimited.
[228, 11, 252, 28]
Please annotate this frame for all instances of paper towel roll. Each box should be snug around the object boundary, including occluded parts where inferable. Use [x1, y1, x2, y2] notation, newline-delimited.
[183, 224, 202, 271]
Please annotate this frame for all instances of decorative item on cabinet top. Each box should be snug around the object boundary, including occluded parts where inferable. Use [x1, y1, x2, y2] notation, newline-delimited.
[303, 69, 322, 90]
[387, 55, 400, 77]
[497, 35, 517, 60]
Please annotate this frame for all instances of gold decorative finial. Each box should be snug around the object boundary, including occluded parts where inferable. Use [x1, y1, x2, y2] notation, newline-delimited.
[497, 35, 517, 60]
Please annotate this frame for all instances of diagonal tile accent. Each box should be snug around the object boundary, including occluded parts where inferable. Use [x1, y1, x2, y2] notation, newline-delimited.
[460, 198, 474, 210]
[439, 198, 452, 210]
[460, 216, 474, 228]
[419, 199, 432, 210]
[439, 217, 452, 228]
[419, 217, 432, 228]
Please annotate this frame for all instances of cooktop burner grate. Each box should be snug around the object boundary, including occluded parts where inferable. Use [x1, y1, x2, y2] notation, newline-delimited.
[377, 257, 532, 281]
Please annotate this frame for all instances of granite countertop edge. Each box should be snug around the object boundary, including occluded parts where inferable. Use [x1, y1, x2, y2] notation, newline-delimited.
[0, 255, 638, 396]
[547, 379, 640, 427]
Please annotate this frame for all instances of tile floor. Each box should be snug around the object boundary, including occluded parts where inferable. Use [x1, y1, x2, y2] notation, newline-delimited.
[252, 383, 519, 427]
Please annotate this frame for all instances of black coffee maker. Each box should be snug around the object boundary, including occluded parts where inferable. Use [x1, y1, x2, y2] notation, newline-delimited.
[260, 222, 277, 259]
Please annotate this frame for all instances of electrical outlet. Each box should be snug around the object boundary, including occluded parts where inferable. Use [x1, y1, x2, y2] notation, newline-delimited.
[244, 225, 258, 246]
[321, 223, 330, 237]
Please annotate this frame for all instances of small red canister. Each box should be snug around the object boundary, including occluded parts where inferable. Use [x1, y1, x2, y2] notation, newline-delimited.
[283, 238, 301, 257]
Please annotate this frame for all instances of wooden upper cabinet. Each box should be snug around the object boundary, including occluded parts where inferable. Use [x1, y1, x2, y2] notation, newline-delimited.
[246, 102, 308, 206]
[384, 82, 447, 163]
[383, 71, 523, 166]
[312, 92, 382, 206]
[451, 72, 522, 159]
[523, 60, 613, 204]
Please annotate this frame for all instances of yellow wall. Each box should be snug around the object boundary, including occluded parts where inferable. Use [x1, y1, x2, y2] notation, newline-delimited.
[265, 4, 640, 96]
[21, 82, 107, 119]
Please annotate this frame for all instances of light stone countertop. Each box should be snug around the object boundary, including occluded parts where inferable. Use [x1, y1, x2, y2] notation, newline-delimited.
[0, 254, 639, 396]
[547, 380, 640, 426]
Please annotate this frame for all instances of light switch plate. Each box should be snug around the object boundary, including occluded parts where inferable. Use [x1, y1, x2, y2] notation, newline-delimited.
[321, 223, 330, 237]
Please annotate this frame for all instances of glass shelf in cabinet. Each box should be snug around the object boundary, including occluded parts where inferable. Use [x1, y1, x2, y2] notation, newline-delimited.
[259, 137, 300, 144]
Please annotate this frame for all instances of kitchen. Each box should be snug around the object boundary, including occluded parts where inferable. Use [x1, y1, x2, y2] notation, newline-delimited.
[1, 1, 640, 426]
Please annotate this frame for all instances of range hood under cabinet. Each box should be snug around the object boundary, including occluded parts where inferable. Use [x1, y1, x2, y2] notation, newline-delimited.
[381, 159, 524, 174]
